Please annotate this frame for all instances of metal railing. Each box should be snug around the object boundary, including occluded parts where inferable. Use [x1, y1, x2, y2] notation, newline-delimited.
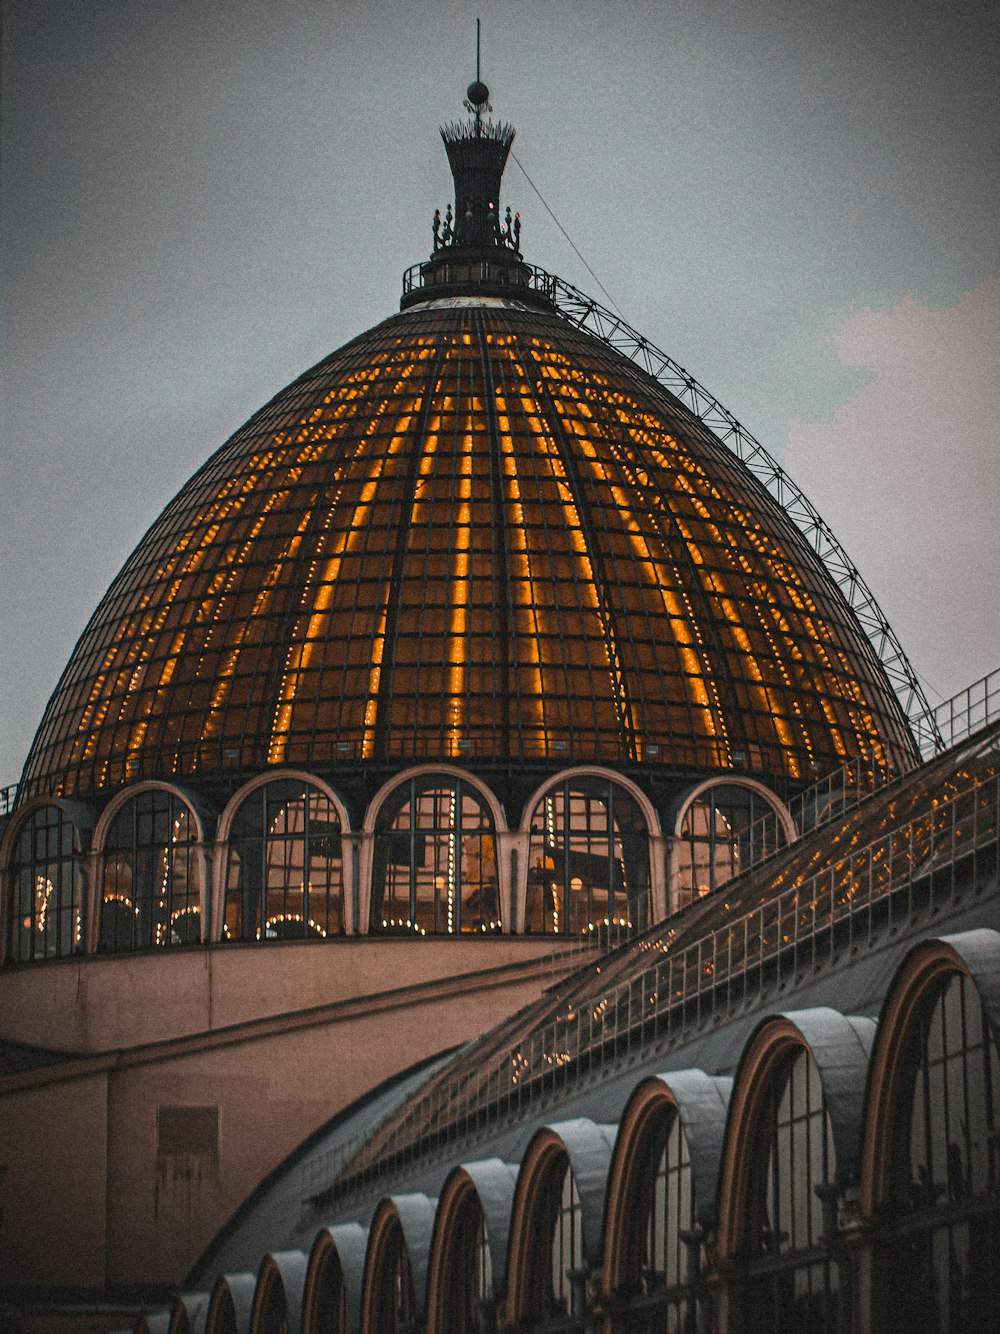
[402, 259, 557, 303]
[318, 759, 998, 1208]
[728, 668, 1000, 886]
[914, 667, 1000, 759]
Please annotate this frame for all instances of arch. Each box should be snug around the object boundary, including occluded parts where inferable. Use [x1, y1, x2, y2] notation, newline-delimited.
[1, 796, 95, 964]
[860, 930, 1000, 1331]
[519, 767, 661, 839]
[302, 1222, 366, 1334]
[92, 780, 209, 849]
[716, 1010, 872, 1334]
[601, 1070, 731, 1302]
[718, 1008, 874, 1260]
[168, 1292, 209, 1334]
[249, 1251, 307, 1334]
[520, 769, 658, 936]
[425, 1159, 517, 1334]
[219, 772, 349, 943]
[363, 765, 506, 837]
[206, 1273, 257, 1334]
[93, 781, 206, 951]
[366, 769, 504, 935]
[861, 929, 1000, 1213]
[669, 777, 796, 910]
[360, 1194, 436, 1333]
[504, 1119, 616, 1328]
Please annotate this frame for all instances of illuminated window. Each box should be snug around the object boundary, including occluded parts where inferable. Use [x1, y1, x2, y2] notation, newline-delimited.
[884, 972, 1000, 1329]
[370, 776, 499, 934]
[6, 805, 84, 962]
[740, 1047, 838, 1333]
[674, 783, 788, 906]
[526, 778, 648, 934]
[224, 779, 344, 941]
[100, 790, 200, 951]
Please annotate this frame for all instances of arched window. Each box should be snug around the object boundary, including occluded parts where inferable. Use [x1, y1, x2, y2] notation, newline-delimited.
[548, 1162, 584, 1322]
[884, 971, 1000, 1330]
[674, 782, 788, 906]
[6, 805, 84, 962]
[253, 1279, 287, 1334]
[224, 779, 344, 941]
[643, 1115, 695, 1326]
[514, 1150, 585, 1325]
[368, 1218, 414, 1334]
[526, 778, 649, 935]
[434, 1187, 492, 1334]
[100, 790, 200, 950]
[370, 775, 499, 934]
[307, 1249, 346, 1334]
[740, 1047, 838, 1333]
[605, 1088, 703, 1332]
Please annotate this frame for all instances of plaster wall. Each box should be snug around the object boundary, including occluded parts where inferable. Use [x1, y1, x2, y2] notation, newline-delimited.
[0, 1071, 109, 1288]
[0, 936, 575, 1054]
[1, 950, 566, 1291]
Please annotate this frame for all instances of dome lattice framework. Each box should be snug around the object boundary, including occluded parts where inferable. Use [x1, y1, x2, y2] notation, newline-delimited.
[17, 84, 922, 804]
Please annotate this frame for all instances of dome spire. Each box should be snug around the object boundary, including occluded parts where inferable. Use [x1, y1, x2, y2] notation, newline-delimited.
[401, 28, 547, 308]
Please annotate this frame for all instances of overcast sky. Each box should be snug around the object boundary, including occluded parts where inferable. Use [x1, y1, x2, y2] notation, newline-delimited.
[2, 0, 998, 785]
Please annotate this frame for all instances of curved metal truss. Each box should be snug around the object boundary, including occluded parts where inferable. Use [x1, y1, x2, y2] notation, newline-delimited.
[546, 271, 939, 755]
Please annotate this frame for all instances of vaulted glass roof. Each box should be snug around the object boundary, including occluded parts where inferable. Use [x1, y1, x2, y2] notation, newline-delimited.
[20, 296, 916, 800]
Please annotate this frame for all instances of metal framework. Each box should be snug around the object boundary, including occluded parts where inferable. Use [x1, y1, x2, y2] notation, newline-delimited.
[313, 722, 998, 1209]
[544, 272, 938, 749]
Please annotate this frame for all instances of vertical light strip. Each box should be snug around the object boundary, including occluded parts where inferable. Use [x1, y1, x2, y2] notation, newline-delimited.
[446, 421, 473, 754]
[494, 372, 547, 745]
[522, 349, 635, 752]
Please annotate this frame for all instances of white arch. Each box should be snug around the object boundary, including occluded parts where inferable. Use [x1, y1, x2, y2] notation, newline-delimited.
[668, 776, 797, 913]
[92, 780, 209, 946]
[518, 767, 661, 839]
[361, 765, 509, 938]
[217, 770, 352, 845]
[0, 795, 95, 869]
[0, 795, 97, 964]
[670, 775, 796, 843]
[92, 779, 208, 851]
[517, 767, 665, 931]
[362, 764, 507, 836]
[215, 769, 354, 939]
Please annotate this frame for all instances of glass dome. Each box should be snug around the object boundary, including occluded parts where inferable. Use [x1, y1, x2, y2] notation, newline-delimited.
[19, 293, 916, 801]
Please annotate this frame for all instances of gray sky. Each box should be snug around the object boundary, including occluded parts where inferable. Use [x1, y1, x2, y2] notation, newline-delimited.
[2, 0, 999, 785]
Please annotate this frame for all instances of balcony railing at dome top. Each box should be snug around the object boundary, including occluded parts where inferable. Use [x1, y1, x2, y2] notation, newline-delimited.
[405, 259, 938, 751]
[402, 260, 557, 302]
[308, 717, 1000, 1212]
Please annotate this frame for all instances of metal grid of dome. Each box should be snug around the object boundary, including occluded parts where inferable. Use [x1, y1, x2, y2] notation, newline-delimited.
[19, 297, 916, 800]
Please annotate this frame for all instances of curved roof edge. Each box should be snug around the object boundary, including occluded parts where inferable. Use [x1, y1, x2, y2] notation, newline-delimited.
[543, 269, 933, 756]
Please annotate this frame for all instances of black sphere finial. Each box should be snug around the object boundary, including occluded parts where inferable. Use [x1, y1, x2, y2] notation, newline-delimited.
[466, 79, 490, 109]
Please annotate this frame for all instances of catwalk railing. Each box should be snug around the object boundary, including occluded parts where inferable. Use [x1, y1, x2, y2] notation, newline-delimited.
[733, 666, 1000, 886]
[310, 754, 998, 1212]
[914, 667, 1000, 760]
